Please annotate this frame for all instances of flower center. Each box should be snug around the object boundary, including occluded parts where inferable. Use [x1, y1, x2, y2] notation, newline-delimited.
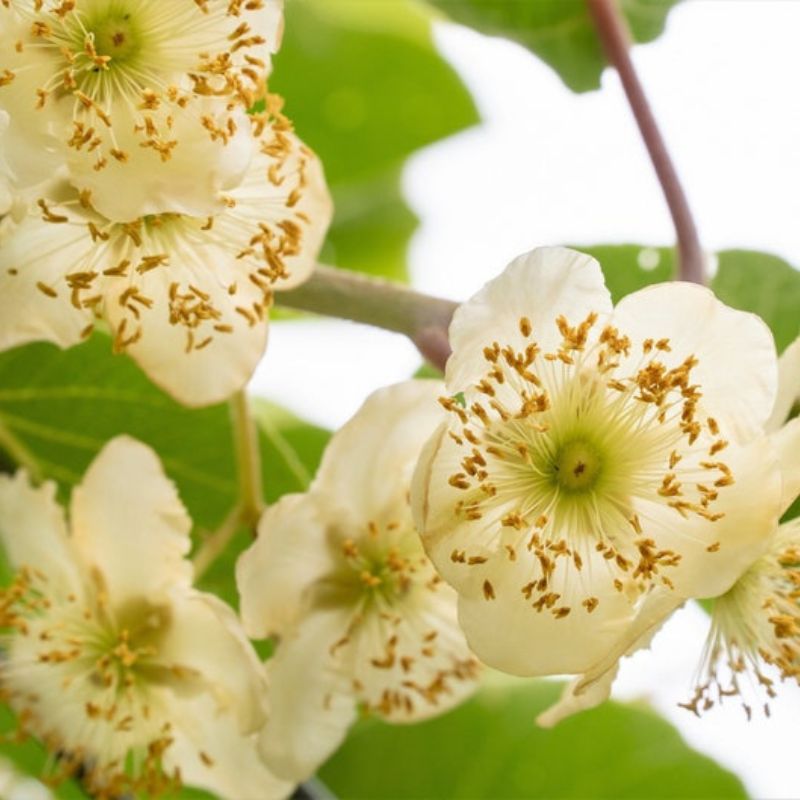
[438, 311, 733, 619]
[0, 571, 181, 796]
[553, 439, 602, 493]
[90, 13, 144, 66]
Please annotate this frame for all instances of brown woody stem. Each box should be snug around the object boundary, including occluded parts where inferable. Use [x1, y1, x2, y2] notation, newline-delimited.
[586, 0, 705, 283]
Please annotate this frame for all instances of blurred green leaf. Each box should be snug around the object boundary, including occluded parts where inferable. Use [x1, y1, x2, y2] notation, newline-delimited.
[0, 335, 327, 533]
[712, 250, 800, 354]
[321, 681, 745, 799]
[573, 244, 676, 301]
[427, 0, 679, 93]
[272, 0, 479, 280]
[0, 706, 89, 799]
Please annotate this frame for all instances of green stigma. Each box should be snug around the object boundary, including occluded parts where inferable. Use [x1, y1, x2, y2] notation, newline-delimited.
[553, 439, 603, 493]
[92, 13, 143, 64]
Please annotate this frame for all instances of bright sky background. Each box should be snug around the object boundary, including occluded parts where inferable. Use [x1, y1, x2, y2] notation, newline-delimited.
[252, 2, 800, 795]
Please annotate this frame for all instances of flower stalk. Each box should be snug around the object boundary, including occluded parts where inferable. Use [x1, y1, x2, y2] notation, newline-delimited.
[230, 390, 265, 531]
[275, 265, 458, 371]
[586, 0, 705, 284]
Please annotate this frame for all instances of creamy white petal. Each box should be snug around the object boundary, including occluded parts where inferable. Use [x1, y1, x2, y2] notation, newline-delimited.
[168, 694, 293, 800]
[0, 471, 81, 596]
[455, 549, 640, 676]
[314, 380, 444, 522]
[70, 436, 193, 603]
[0, 127, 330, 405]
[766, 334, 800, 432]
[771, 417, 800, 515]
[0, 13, 65, 192]
[230, 133, 333, 292]
[536, 590, 681, 726]
[69, 104, 257, 223]
[259, 609, 357, 782]
[612, 282, 777, 442]
[0, 214, 94, 350]
[347, 580, 480, 721]
[635, 432, 781, 599]
[446, 247, 612, 392]
[158, 591, 268, 732]
[101, 234, 270, 407]
[237, 494, 337, 640]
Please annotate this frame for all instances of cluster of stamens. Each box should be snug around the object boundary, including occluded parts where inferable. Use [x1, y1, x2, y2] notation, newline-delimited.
[2, 0, 274, 172]
[440, 312, 734, 619]
[0, 567, 206, 797]
[683, 542, 800, 720]
[15, 105, 313, 357]
[324, 520, 479, 719]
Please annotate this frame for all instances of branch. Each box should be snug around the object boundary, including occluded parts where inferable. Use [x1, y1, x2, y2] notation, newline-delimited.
[230, 391, 265, 529]
[586, 0, 705, 284]
[192, 505, 243, 579]
[275, 265, 458, 372]
[0, 416, 42, 482]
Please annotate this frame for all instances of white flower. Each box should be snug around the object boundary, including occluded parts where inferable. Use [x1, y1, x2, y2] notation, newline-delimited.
[678, 335, 800, 719]
[411, 247, 782, 680]
[685, 517, 800, 719]
[0, 110, 13, 214]
[0, 436, 291, 799]
[237, 381, 481, 781]
[538, 330, 800, 728]
[0, 124, 331, 407]
[0, 0, 283, 220]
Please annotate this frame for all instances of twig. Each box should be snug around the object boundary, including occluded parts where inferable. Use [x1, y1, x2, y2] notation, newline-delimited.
[275, 265, 458, 372]
[586, 0, 705, 284]
[230, 391, 265, 530]
[192, 505, 243, 579]
[0, 415, 43, 482]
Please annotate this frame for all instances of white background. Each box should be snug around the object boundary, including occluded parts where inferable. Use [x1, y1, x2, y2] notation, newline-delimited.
[253, 2, 800, 795]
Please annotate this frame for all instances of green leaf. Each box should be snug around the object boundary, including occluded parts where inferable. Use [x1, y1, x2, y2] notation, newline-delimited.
[572, 244, 676, 302]
[0, 706, 89, 799]
[0, 335, 328, 531]
[426, 0, 679, 93]
[711, 249, 800, 354]
[272, 0, 479, 280]
[320, 681, 745, 799]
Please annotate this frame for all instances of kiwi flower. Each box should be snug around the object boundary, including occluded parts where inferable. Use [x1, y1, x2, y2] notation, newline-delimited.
[411, 246, 782, 682]
[679, 335, 800, 720]
[0, 0, 283, 220]
[0, 123, 331, 407]
[0, 436, 291, 798]
[237, 381, 481, 781]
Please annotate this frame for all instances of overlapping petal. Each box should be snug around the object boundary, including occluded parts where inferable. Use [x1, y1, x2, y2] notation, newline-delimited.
[0, 471, 80, 597]
[612, 282, 777, 442]
[446, 247, 612, 393]
[0, 129, 331, 406]
[70, 436, 193, 604]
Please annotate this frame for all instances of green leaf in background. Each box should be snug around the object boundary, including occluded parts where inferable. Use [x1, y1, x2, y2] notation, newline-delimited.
[0, 335, 327, 530]
[271, 0, 479, 281]
[0, 335, 329, 610]
[321, 681, 745, 799]
[712, 249, 800, 354]
[572, 244, 676, 301]
[0, 706, 89, 799]
[426, 0, 679, 93]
